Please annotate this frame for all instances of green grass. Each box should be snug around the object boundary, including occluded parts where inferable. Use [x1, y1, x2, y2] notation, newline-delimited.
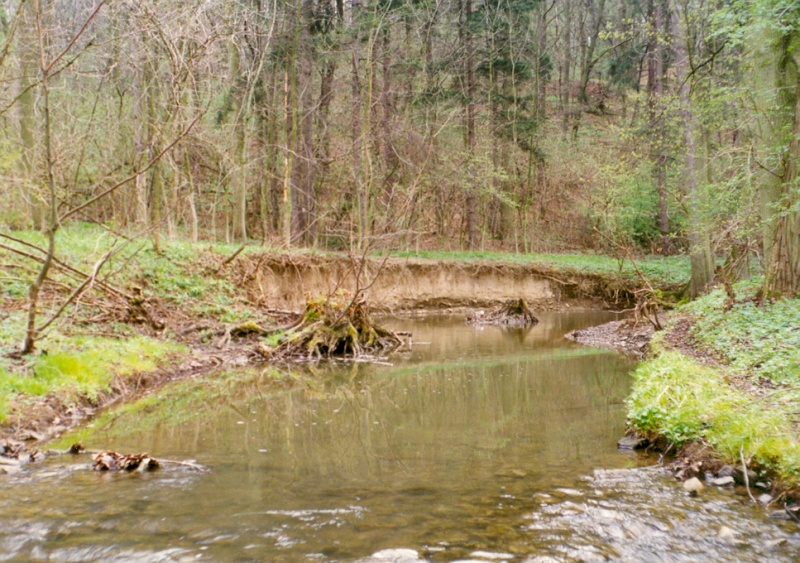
[0, 223, 255, 322]
[0, 367, 8, 421]
[0, 337, 186, 422]
[628, 352, 800, 484]
[389, 249, 691, 286]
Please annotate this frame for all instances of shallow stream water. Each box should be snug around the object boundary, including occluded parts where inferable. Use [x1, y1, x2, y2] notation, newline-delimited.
[1, 312, 798, 562]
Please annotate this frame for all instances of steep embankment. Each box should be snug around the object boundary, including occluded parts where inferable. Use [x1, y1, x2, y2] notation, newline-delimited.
[229, 253, 672, 311]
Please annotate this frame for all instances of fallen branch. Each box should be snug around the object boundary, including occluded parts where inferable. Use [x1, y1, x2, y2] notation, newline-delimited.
[740, 447, 757, 504]
[0, 235, 131, 302]
[53, 445, 211, 474]
[36, 246, 115, 334]
[593, 228, 663, 331]
[214, 244, 246, 273]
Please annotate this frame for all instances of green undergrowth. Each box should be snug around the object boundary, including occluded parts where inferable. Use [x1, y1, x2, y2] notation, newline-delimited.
[0, 337, 186, 423]
[683, 280, 800, 384]
[629, 352, 800, 485]
[390, 249, 691, 286]
[628, 281, 800, 487]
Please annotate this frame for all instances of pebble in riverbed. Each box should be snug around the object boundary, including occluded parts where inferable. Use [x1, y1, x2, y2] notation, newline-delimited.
[617, 434, 647, 450]
[0, 456, 22, 475]
[468, 551, 516, 560]
[709, 476, 735, 487]
[360, 549, 425, 562]
[717, 464, 757, 485]
[683, 477, 704, 496]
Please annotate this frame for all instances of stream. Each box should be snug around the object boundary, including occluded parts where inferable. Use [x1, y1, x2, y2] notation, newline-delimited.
[1, 311, 798, 562]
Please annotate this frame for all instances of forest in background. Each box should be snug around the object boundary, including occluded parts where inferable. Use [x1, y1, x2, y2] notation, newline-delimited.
[0, 0, 798, 302]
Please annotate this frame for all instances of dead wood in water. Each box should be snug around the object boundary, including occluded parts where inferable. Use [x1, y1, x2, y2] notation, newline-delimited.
[93, 451, 160, 472]
[467, 299, 540, 327]
[86, 447, 209, 473]
[255, 294, 405, 362]
[0, 443, 212, 475]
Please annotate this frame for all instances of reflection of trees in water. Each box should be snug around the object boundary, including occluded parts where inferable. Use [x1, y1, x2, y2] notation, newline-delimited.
[127, 351, 631, 492]
[87, 344, 635, 560]
[383, 312, 621, 362]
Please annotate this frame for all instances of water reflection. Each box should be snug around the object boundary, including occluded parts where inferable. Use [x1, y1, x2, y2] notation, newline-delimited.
[0, 313, 797, 561]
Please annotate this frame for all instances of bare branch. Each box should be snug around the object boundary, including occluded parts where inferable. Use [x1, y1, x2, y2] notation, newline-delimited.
[59, 106, 209, 223]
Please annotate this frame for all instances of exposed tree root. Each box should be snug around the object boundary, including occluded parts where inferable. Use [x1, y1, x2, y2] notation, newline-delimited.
[467, 298, 539, 327]
[255, 294, 405, 362]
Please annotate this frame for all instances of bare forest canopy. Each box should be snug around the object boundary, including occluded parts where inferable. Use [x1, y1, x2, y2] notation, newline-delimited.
[0, 0, 798, 300]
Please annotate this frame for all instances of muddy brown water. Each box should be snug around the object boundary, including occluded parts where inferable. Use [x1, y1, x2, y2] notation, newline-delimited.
[1, 312, 798, 562]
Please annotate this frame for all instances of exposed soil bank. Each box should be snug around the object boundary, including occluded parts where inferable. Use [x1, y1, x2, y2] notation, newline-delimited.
[232, 253, 659, 311]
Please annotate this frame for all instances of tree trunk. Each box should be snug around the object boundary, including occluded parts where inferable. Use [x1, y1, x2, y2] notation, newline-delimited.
[228, 38, 248, 243]
[534, 3, 548, 123]
[673, 5, 714, 298]
[578, 0, 607, 105]
[560, 0, 572, 133]
[134, 29, 150, 230]
[22, 0, 57, 355]
[647, 0, 669, 251]
[18, 0, 43, 230]
[464, 0, 477, 249]
[351, 0, 367, 249]
[381, 26, 394, 188]
[145, 51, 162, 252]
[763, 31, 800, 297]
[283, 2, 300, 247]
[289, 0, 316, 245]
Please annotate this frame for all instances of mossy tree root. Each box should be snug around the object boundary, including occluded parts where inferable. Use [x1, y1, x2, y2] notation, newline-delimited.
[258, 297, 403, 361]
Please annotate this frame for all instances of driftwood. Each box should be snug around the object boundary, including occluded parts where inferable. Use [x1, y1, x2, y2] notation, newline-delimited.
[55, 444, 210, 473]
[93, 451, 160, 472]
[467, 299, 539, 327]
[90, 450, 209, 473]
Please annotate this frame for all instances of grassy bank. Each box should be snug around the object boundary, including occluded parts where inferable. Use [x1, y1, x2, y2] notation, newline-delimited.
[0, 337, 185, 424]
[0, 224, 252, 427]
[627, 280, 800, 489]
